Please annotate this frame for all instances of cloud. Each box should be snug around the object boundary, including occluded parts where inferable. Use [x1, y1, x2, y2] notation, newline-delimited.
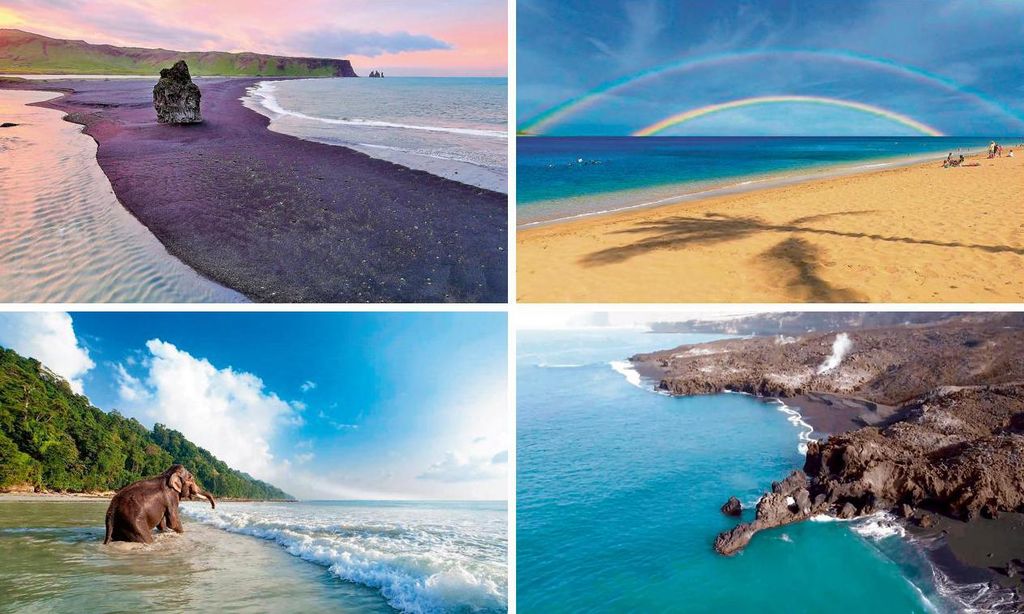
[300, 380, 317, 392]
[0, 313, 94, 394]
[418, 448, 507, 483]
[115, 339, 300, 481]
[294, 452, 314, 464]
[286, 27, 452, 58]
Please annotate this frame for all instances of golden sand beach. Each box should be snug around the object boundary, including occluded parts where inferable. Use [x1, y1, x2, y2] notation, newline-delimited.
[517, 152, 1024, 303]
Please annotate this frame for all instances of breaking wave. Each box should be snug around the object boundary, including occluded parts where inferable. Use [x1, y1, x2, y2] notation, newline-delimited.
[185, 502, 506, 614]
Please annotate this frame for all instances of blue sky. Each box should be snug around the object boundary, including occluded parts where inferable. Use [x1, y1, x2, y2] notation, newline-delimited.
[0, 312, 507, 500]
[517, 0, 1024, 136]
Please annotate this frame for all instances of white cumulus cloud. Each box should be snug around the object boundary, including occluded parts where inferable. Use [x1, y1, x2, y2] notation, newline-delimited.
[418, 447, 508, 483]
[116, 339, 300, 481]
[0, 312, 94, 394]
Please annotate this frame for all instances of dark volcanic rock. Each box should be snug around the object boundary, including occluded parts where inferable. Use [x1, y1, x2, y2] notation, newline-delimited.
[720, 496, 742, 516]
[716, 383, 1024, 554]
[633, 314, 1024, 406]
[0, 122, 17, 127]
[713, 470, 825, 555]
[652, 316, 1024, 557]
[153, 60, 202, 124]
[803, 385, 1024, 523]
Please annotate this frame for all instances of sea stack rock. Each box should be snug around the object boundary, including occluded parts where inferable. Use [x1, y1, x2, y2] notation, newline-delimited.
[153, 60, 202, 124]
[720, 496, 742, 516]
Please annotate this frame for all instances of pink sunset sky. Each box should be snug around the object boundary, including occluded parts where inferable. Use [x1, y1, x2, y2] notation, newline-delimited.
[0, 0, 507, 76]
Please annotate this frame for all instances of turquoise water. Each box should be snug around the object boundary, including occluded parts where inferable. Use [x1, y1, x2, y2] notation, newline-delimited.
[517, 136, 1008, 224]
[517, 329, 952, 612]
[244, 77, 507, 191]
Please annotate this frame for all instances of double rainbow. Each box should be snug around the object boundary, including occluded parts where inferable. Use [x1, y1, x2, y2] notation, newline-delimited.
[517, 48, 1021, 135]
[633, 96, 945, 137]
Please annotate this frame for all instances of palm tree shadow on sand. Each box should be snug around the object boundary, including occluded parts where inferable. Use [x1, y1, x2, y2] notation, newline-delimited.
[579, 210, 1024, 301]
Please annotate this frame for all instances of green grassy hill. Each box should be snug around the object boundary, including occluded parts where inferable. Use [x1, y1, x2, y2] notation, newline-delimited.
[0, 346, 293, 500]
[0, 29, 357, 77]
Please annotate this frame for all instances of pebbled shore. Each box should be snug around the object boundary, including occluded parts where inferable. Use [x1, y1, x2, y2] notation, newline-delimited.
[1, 77, 507, 303]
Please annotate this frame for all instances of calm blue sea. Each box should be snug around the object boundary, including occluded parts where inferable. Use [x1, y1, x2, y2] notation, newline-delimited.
[517, 136, 1006, 225]
[244, 77, 507, 191]
[516, 329, 961, 613]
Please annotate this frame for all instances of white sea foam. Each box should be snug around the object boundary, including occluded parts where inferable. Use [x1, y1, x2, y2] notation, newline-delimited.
[249, 83, 505, 138]
[184, 502, 506, 614]
[772, 400, 816, 455]
[851, 512, 907, 540]
[609, 360, 644, 388]
[241, 80, 507, 192]
[536, 363, 586, 368]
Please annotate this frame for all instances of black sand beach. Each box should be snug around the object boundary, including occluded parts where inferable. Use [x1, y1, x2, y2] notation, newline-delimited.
[1, 77, 507, 302]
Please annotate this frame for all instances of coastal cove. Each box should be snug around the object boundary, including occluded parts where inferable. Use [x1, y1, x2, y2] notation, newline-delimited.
[517, 329, 981, 613]
[0, 76, 507, 303]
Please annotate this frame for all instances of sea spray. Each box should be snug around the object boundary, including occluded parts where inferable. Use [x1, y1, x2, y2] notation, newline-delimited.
[609, 360, 644, 388]
[184, 501, 507, 614]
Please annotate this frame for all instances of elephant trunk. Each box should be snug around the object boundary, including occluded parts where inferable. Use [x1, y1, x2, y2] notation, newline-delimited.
[198, 489, 216, 509]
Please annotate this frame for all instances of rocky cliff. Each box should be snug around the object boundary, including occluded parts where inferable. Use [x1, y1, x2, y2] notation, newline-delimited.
[631, 314, 1024, 556]
[0, 29, 357, 77]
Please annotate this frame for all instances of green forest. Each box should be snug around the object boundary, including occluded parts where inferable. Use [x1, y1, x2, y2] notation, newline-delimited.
[0, 346, 293, 500]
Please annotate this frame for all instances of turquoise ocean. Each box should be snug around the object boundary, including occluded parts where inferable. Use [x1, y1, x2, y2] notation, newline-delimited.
[517, 137, 1010, 225]
[516, 329, 969, 613]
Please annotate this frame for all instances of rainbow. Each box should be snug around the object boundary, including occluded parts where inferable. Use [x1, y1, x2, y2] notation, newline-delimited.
[517, 48, 1022, 134]
[633, 96, 945, 137]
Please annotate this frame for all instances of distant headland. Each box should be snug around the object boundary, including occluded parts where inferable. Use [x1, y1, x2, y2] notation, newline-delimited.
[0, 28, 358, 77]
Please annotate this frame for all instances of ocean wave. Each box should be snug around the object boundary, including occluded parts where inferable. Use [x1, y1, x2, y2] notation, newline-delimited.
[850, 512, 906, 540]
[609, 360, 644, 388]
[246, 82, 506, 139]
[771, 400, 816, 455]
[930, 566, 1021, 613]
[536, 363, 587, 368]
[185, 505, 506, 614]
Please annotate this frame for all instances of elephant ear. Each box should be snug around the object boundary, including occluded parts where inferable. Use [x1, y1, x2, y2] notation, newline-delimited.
[167, 470, 185, 493]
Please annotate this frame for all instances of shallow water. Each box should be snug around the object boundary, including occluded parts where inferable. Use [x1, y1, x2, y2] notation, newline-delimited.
[517, 329, 958, 613]
[0, 90, 246, 302]
[0, 500, 391, 613]
[243, 77, 507, 192]
[516, 136, 1002, 225]
[185, 500, 508, 614]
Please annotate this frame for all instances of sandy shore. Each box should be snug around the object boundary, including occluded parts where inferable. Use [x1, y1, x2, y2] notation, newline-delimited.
[518, 152, 1024, 302]
[1, 77, 507, 303]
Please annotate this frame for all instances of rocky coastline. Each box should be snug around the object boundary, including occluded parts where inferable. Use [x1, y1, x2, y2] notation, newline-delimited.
[632, 313, 1024, 602]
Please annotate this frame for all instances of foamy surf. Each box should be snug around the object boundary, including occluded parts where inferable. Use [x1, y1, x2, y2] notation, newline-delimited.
[609, 360, 644, 388]
[242, 78, 507, 192]
[184, 501, 507, 614]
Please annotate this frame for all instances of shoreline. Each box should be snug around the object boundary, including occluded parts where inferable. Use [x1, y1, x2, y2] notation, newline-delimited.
[0, 491, 298, 503]
[518, 150, 1024, 302]
[1, 76, 507, 303]
[242, 78, 509, 193]
[623, 357, 1021, 610]
[518, 147, 978, 229]
[0, 88, 248, 302]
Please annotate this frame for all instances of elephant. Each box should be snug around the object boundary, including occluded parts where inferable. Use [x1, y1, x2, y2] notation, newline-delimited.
[104, 464, 215, 544]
